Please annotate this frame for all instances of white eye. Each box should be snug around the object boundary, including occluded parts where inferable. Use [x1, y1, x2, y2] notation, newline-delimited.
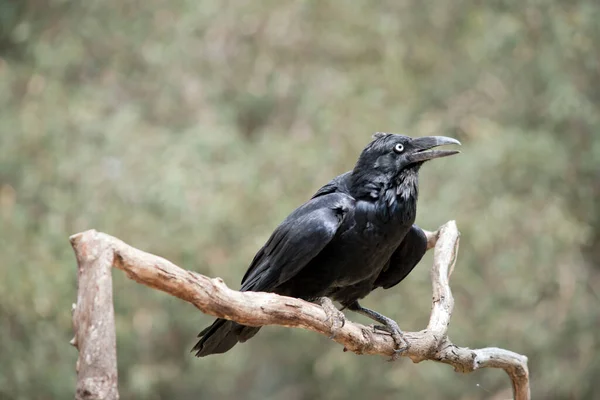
[393, 143, 404, 153]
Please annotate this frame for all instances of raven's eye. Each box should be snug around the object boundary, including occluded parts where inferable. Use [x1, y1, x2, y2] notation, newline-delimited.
[393, 143, 404, 153]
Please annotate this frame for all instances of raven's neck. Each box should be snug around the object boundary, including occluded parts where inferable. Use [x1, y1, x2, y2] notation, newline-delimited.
[350, 168, 419, 223]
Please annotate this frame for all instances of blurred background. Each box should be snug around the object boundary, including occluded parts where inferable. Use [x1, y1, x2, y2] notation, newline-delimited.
[1, 0, 599, 399]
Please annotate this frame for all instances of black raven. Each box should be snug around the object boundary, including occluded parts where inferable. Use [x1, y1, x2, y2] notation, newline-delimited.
[193, 133, 460, 357]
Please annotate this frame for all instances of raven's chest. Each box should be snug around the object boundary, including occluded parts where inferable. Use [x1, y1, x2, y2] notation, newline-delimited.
[348, 198, 414, 245]
[329, 199, 415, 284]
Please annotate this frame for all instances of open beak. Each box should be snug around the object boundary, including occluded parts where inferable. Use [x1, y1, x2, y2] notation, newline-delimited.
[407, 136, 461, 163]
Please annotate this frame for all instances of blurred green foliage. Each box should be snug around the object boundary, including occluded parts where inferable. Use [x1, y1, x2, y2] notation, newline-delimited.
[1, 0, 599, 399]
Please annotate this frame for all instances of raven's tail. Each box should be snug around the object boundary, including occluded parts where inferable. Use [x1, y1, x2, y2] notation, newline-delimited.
[192, 318, 261, 357]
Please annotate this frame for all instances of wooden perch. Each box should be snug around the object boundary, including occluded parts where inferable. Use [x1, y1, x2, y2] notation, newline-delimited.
[70, 234, 119, 400]
[70, 221, 530, 400]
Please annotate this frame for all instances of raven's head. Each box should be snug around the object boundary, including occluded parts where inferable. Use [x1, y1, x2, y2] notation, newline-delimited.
[350, 133, 460, 200]
[357, 133, 460, 174]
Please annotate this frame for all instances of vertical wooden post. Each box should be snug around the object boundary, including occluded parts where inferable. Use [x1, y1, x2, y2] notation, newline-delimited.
[70, 230, 119, 400]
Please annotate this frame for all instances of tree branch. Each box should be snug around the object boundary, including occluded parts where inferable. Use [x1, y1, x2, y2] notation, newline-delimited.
[70, 221, 530, 400]
[70, 233, 119, 400]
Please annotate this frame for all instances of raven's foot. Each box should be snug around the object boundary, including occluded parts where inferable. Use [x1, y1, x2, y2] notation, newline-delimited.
[372, 322, 409, 360]
[316, 297, 345, 339]
[346, 301, 409, 360]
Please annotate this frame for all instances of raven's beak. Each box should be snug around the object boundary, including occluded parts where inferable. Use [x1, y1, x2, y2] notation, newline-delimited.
[408, 136, 461, 163]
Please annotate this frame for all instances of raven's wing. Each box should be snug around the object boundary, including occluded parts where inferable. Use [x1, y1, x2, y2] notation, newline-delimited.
[240, 192, 353, 292]
[193, 192, 353, 357]
[372, 224, 428, 290]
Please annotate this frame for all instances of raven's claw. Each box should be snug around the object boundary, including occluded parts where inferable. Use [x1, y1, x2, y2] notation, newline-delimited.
[317, 297, 346, 339]
[347, 301, 409, 360]
[372, 322, 409, 360]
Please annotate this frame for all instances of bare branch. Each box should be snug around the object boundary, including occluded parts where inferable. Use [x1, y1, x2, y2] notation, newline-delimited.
[422, 229, 439, 250]
[70, 233, 119, 400]
[70, 221, 530, 400]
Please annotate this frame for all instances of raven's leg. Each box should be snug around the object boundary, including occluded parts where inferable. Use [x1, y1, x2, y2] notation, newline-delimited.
[315, 297, 346, 339]
[346, 301, 409, 356]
